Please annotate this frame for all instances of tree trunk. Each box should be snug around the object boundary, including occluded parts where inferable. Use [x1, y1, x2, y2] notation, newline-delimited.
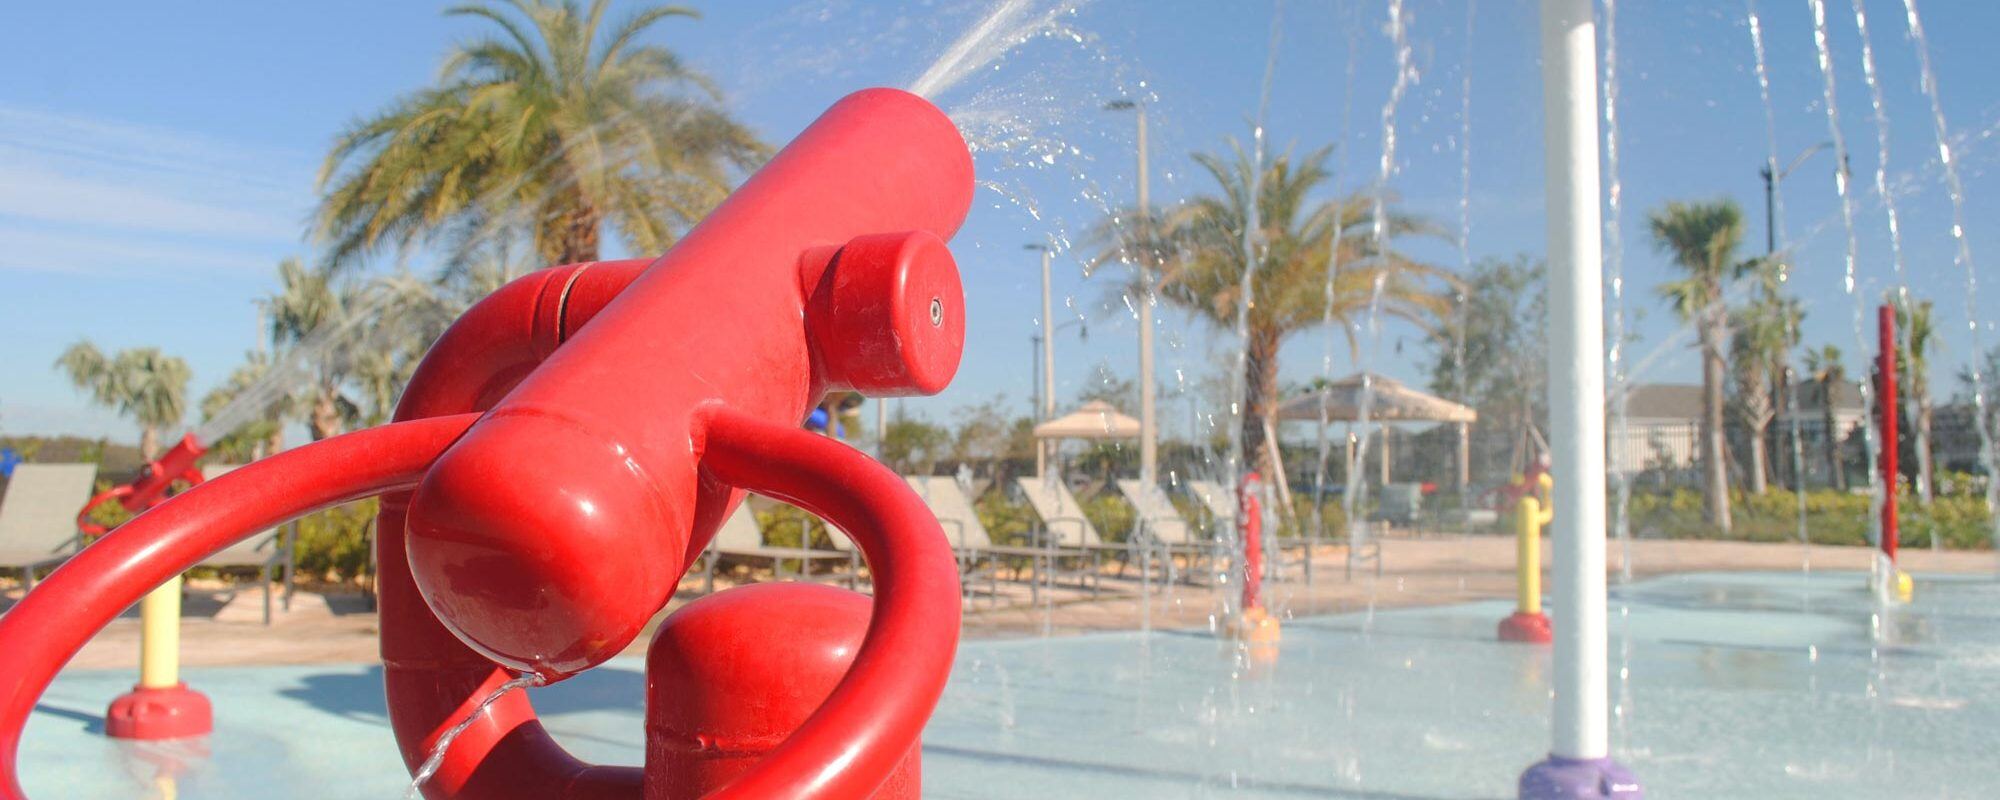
[1915, 398, 1934, 505]
[1747, 418, 1769, 496]
[551, 200, 602, 265]
[1241, 325, 1283, 481]
[140, 426, 160, 462]
[1824, 403, 1847, 492]
[310, 386, 344, 441]
[266, 426, 285, 459]
[1700, 320, 1733, 533]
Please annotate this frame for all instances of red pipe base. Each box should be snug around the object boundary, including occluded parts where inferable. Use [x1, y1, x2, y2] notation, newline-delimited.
[1497, 611, 1553, 645]
[646, 582, 917, 799]
[104, 683, 211, 740]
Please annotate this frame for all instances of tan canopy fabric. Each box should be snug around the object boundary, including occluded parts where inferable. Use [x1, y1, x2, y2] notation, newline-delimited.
[1033, 400, 1141, 440]
[1275, 373, 1476, 424]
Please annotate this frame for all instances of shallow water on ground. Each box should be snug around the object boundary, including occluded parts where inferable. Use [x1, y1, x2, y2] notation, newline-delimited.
[21, 571, 2000, 798]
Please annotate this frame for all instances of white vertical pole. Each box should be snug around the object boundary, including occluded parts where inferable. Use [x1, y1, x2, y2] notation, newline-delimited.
[1539, 0, 1609, 762]
[876, 399, 888, 460]
[1040, 246, 1056, 478]
[1136, 107, 1158, 485]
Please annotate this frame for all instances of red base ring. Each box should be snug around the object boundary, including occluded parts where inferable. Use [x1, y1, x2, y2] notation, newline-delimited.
[1497, 611, 1553, 644]
[105, 683, 212, 740]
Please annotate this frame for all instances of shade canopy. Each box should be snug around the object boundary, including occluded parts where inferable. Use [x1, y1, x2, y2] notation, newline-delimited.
[1276, 372, 1477, 424]
[1034, 400, 1141, 440]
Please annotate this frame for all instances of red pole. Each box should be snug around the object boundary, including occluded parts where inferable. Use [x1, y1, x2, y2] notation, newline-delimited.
[1239, 472, 1264, 614]
[1878, 304, 1899, 563]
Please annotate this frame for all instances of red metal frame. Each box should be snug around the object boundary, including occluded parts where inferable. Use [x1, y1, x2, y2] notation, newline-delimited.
[0, 87, 972, 800]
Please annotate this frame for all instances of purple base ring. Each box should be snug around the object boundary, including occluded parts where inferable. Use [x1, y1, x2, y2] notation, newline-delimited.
[1519, 755, 1642, 799]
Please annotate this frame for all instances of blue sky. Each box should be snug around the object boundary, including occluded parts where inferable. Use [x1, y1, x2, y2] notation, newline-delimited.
[2, 0, 1996, 444]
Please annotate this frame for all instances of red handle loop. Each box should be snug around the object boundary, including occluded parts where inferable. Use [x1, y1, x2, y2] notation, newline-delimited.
[74, 484, 133, 537]
[695, 407, 961, 799]
[0, 414, 481, 800]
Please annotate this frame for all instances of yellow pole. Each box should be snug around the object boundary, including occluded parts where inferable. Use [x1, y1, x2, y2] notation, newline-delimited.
[1517, 496, 1543, 615]
[138, 576, 183, 689]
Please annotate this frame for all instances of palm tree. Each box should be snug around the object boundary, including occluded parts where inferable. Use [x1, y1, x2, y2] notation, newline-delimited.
[1895, 297, 1938, 505]
[200, 351, 294, 460]
[1729, 256, 1803, 495]
[261, 258, 359, 441]
[54, 342, 191, 460]
[1650, 199, 1746, 533]
[314, 0, 766, 272]
[350, 272, 458, 425]
[1091, 142, 1450, 477]
[1804, 345, 1848, 491]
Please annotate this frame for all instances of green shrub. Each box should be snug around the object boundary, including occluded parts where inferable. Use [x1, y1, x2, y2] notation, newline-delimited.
[292, 499, 378, 580]
[754, 503, 829, 549]
[1283, 493, 1348, 541]
[1081, 492, 1135, 544]
[975, 491, 1035, 546]
[1626, 487, 1992, 550]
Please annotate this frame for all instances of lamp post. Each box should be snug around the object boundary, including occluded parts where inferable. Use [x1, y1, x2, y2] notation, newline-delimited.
[1759, 140, 1833, 255]
[1106, 98, 1158, 485]
[1029, 243, 1056, 476]
[1030, 321, 1087, 477]
[1759, 141, 1832, 495]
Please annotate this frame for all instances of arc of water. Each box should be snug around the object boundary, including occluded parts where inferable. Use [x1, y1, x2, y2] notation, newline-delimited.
[910, 0, 1083, 101]
[1899, 0, 2000, 550]
[1602, 0, 1629, 585]
[1340, 0, 1418, 557]
[1806, 0, 1887, 563]
[1311, 2, 1363, 589]
[1747, 0, 1816, 574]
[1849, 0, 1933, 525]
[1454, 0, 1478, 519]
[1599, 0, 1638, 765]
[1221, 1, 1286, 622]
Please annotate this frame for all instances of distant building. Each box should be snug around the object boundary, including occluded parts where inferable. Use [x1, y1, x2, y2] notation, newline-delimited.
[1608, 381, 1865, 483]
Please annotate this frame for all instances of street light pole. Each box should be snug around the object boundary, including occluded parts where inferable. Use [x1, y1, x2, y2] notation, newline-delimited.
[1109, 99, 1158, 484]
[1761, 140, 1834, 256]
[1030, 243, 1056, 477]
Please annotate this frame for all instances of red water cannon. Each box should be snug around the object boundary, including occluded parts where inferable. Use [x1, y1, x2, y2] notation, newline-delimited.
[74, 433, 209, 537]
[0, 88, 972, 800]
[1485, 456, 1552, 513]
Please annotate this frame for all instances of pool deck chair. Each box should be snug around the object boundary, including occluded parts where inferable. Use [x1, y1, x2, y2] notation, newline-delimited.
[200, 465, 297, 625]
[1187, 480, 1236, 536]
[1011, 476, 1105, 597]
[1116, 479, 1214, 583]
[905, 475, 1040, 606]
[0, 463, 97, 588]
[701, 502, 854, 592]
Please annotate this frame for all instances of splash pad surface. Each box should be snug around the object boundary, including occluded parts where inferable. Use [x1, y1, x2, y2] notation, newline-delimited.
[23, 570, 2000, 798]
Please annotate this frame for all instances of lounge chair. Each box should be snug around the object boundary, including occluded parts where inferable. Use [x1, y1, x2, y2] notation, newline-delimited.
[1011, 476, 1106, 596]
[1115, 479, 1216, 583]
[0, 464, 97, 588]
[1186, 479, 1235, 534]
[904, 475, 1044, 605]
[701, 501, 855, 592]
[199, 465, 296, 625]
